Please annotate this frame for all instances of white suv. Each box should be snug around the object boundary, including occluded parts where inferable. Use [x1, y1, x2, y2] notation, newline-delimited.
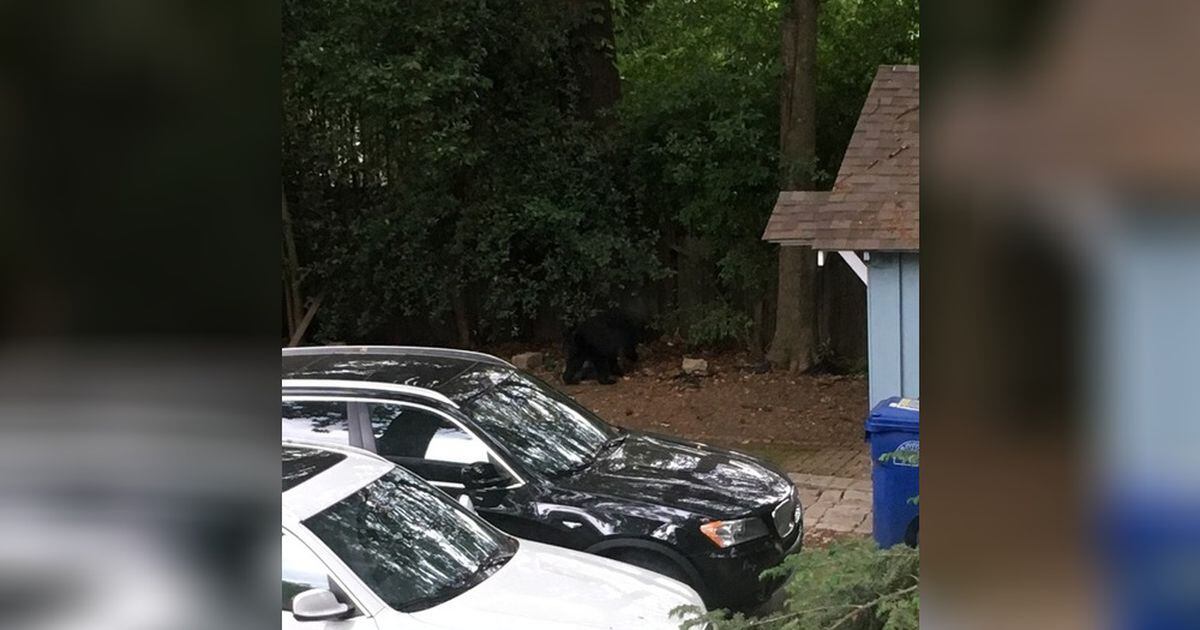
[282, 440, 705, 629]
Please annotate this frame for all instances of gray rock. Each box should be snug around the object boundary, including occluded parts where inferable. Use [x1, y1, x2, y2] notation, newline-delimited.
[681, 357, 709, 375]
[511, 352, 544, 370]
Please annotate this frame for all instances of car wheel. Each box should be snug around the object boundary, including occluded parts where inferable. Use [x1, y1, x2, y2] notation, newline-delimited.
[904, 517, 919, 547]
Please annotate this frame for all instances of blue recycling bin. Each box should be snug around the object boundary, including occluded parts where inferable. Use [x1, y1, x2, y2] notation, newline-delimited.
[1101, 496, 1200, 630]
[865, 396, 919, 548]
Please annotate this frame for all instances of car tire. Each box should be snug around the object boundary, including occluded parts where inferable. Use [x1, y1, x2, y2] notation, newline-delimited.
[904, 517, 919, 547]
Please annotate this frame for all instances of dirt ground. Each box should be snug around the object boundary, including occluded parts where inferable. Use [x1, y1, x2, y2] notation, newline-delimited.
[488, 341, 873, 480]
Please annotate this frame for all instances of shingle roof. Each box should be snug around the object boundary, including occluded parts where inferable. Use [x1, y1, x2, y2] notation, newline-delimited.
[763, 65, 919, 251]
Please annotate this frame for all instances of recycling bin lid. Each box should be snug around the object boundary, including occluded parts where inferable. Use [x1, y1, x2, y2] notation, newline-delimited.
[866, 396, 919, 433]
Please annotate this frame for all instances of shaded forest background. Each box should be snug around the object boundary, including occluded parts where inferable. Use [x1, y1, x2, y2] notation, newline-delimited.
[282, 0, 918, 366]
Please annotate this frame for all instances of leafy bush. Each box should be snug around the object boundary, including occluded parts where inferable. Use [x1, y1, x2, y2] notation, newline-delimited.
[812, 340, 868, 375]
[284, 0, 662, 342]
[681, 303, 755, 349]
[283, 0, 920, 346]
[617, 0, 782, 343]
[616, 0, 919, 350]
[674, 540, 919, 630]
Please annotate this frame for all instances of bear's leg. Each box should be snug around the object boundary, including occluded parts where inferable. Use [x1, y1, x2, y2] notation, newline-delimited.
[579, 360, 599, 382]
[562, 350, 585, 385]
[595, 355, 618, 385]
[610, 358, 624, 378]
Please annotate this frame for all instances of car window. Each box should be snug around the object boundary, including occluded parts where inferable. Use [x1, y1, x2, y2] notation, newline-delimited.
[464, 373, 614, 477]
[303, 467, 517, 612]
[282, 531, 332, 611]
[368, 403, 489, 465]
[282, 401, 351, 445]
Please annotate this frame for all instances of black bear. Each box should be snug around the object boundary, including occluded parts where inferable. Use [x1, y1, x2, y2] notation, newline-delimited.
[562, 309, 648, 385]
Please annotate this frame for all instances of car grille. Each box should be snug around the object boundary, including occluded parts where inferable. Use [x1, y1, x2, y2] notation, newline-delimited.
[772, 494, 798, 539]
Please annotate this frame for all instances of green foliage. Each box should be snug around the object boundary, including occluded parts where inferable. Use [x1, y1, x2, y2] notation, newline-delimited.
[676, 302, 755, 348]
[814, 340, 868, 374]
[283, 0, 661, 340]
[673, 540, 919, 630]
[879, 446, 919, 505]
[878, 450, 919, 467]
[616, 0, 920, 344]
[816, 0, 920, 185]
[616, 0, 782, 324]
[283, 0, 919, 346]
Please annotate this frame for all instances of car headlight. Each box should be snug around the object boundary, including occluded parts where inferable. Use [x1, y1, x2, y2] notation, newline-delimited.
[699, 517, 769, 549]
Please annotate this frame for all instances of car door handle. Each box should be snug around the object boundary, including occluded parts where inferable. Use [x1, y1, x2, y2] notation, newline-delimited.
[561, 520, 583, 529]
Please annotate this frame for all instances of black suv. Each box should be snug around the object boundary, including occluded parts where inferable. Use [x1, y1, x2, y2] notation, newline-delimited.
[281, 346, 803, 610]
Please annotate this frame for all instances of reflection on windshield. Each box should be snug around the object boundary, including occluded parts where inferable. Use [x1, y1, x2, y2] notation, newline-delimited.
[282, 446, 345, 492]
[282, 401, 350, 444]
[465, 373, 614, 477]
[302, 469, 516, 611]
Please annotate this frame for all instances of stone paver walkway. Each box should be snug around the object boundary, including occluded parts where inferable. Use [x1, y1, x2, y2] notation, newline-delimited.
[789, 472, 873, 537]
[784, 447, 871, 480]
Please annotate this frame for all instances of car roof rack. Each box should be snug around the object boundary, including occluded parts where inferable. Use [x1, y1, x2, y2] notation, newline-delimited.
[281, 378, 458, 407]
[281, 345, 512, 367]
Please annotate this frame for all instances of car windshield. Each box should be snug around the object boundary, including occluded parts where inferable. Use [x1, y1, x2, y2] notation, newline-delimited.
[302, 467, 517, 612]
[282, 445, 345, 492]
[464, 372, 617, 477]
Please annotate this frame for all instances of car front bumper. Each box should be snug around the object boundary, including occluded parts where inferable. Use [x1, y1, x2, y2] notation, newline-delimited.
[686, 521, 804, 610]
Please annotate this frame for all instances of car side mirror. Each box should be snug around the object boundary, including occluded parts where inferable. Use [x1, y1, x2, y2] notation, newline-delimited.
[292, 588, 352, 621]
[461, 461, 507, 490]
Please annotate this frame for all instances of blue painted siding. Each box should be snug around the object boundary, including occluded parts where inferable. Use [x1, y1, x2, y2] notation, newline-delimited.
[867, 253, 920, 406]
[899, 254, 920, 399]
[1097, 219, 1200, 490]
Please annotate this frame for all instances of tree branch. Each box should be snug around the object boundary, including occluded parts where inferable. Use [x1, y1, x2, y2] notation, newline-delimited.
[825, 584, 919, 630]
[731, 582, 919, 630]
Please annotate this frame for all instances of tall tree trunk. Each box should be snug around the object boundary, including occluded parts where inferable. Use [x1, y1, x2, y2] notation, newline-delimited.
[452, 290, 472, 348]
[566, 0, 621, 119]
[282, 186, 304, 342]
[769, 247, 816, 370]
[767, 0, 819, 372]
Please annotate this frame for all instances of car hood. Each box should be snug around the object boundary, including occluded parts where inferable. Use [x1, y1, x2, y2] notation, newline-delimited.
[408, 540, 704, 630]
[558, 432, 794, 517]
